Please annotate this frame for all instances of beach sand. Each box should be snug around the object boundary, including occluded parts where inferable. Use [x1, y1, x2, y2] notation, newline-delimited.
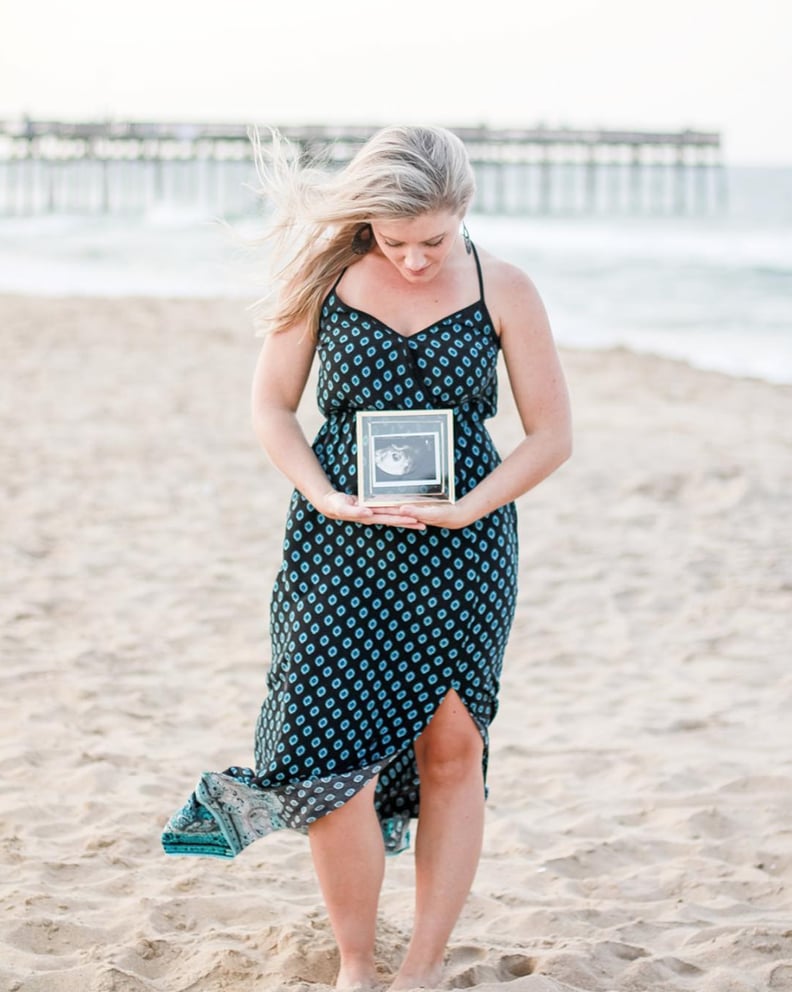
[1, 294, 791, 992]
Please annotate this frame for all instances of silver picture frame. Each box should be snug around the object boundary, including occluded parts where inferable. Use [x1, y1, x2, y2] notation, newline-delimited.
[356, 409, 456, 506]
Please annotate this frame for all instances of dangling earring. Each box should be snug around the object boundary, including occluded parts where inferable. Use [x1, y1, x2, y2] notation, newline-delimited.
[462, 222, 472, 255]
[351, 223, 373, 255]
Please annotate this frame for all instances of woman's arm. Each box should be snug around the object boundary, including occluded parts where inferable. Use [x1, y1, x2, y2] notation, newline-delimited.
[399, 260, 572, 529]
[252, 320, 425, 528]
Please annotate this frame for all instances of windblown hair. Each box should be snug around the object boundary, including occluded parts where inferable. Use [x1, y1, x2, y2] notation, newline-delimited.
[249, 125, 476, 335]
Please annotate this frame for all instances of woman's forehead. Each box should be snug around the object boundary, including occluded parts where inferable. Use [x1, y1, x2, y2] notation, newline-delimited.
[371, 211, 459, 240]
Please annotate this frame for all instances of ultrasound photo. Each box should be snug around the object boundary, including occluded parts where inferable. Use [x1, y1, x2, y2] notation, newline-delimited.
[356, 410, 455, 506]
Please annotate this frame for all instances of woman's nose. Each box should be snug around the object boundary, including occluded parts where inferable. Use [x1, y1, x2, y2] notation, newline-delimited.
[404, 247, 426, 270]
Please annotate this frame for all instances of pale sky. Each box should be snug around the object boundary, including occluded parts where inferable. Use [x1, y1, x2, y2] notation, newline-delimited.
[1, 0, 789, 165]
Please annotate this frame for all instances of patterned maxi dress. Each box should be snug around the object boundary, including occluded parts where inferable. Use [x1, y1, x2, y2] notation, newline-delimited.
[161, 246, 519, 858]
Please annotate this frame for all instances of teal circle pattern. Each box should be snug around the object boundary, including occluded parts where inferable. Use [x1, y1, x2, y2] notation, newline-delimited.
[249, 285, 518, 840]
[161, 256, 519, 859]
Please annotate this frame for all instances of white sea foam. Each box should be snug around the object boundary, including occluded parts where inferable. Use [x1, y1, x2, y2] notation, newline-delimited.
[0, 212, 264, 298]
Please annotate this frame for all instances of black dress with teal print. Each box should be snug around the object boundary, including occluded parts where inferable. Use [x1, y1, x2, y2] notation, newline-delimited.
[161, 246, 519, 858]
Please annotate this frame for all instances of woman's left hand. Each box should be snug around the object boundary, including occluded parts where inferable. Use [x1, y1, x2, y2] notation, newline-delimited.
[375, 500, 478, 530]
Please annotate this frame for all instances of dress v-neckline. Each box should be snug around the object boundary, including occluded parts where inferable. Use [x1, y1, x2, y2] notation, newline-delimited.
[331, 293, 484, 341]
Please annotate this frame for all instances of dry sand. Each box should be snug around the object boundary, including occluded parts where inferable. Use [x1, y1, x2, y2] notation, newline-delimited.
[1, 294, 791, 992]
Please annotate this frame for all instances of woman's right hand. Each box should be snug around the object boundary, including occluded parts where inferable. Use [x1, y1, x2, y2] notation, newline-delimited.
[318, 490, 426, 530]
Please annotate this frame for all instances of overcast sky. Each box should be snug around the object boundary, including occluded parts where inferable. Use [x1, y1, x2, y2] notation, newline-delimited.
[1, 0, 788, 165]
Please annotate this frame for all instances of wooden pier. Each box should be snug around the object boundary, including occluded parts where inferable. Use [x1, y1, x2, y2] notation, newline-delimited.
[0, 120, 724, 216]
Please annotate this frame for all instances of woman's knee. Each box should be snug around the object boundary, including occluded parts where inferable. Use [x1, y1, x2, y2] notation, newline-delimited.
[415, 692, 483, 787]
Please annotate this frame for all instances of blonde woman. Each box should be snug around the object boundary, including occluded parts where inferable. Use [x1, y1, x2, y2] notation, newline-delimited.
[163, 125, 572, 990]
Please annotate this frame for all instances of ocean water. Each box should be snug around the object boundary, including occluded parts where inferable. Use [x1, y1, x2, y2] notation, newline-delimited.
[1, 166, 791, 385]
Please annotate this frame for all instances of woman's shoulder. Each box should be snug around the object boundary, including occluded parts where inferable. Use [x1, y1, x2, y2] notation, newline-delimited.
[475, 247, 546, 332]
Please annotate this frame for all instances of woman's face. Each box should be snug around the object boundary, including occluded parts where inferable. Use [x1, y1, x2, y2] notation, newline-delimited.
[370, 210, 462, 283]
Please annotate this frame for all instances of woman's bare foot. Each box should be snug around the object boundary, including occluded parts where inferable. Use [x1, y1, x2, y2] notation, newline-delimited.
[336, 960, 380, 990]
[388, 962, 444, 990]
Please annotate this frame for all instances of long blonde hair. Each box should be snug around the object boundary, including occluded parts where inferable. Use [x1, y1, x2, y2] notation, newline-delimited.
[249, 125, 476, 335]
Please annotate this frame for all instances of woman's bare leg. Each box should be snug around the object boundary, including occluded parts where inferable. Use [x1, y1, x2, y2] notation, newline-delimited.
[390, 690, 485, 990]
[309, 779, 385, 989]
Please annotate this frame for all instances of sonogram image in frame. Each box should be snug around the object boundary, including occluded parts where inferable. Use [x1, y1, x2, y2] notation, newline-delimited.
[356, 409, 455, 506]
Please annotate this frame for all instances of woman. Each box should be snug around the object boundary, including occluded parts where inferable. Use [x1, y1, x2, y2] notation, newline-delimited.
[162, 125, 572, 990]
